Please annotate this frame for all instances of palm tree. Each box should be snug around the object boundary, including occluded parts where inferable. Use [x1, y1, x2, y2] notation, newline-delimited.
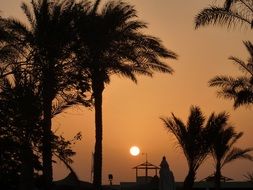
[211, 125, 253, 190]
[209, 41, 253, 108]
[0, 66, 42, 190]
[194, 1, 253, 109]
[195, 0, 253, 30]
[0, 66, 81, 190]
[73, 0, 177, 188]
[161, 106, 226, 190]
[3, 0, 83, 188]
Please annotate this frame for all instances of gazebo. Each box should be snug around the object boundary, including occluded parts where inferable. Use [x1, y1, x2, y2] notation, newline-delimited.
[133, 161, 160, 183]
[201, 174, 233, 182]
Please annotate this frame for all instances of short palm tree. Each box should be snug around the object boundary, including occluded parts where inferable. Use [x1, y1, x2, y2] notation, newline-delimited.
[209, 41, 253, 108]
[195, 0, 253, 30]
[0, 65, 81, 190]
[211, 125, 253, 190]
[161, 106, 226, 190]
[73, 0, 177, 188]
[0, 67, 42, 190]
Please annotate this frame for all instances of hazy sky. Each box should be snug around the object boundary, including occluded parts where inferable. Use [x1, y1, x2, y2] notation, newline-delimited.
[1, 0, 253, 184]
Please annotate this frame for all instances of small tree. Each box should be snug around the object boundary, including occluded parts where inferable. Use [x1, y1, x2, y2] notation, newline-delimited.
[161, 106, 226, 190]
[211, 125, 253, 190]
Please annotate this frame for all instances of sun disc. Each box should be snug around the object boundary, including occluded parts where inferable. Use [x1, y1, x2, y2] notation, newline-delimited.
[130, 146, 140, 156]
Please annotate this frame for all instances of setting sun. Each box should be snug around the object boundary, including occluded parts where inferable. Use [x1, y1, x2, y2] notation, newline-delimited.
[130, 146, 140, 156]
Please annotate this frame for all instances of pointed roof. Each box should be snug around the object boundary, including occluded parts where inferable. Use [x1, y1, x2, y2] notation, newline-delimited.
[54, 172, 80, 186]
[201, 174, 233, 182]
[133, 161, 160, 170]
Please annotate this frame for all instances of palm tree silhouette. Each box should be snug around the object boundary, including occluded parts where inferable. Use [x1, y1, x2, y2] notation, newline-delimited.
[0, 66, 42, 190]
[73, 0, 177, 188]
[195, 0, 253, 29]
[194, 1, 253, 108]
[0, 68, 83, 190]
[209, 41, 253, 108]
[3, 0, 81, 188]
[211, 124, 253, 190]
[161, 106, 222, 190]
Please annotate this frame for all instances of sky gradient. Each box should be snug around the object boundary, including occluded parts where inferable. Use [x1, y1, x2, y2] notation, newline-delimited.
[1, 0, 253, 184]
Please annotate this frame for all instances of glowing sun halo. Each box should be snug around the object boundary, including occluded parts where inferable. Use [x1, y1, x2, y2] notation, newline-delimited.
[130, 146, 140, 156]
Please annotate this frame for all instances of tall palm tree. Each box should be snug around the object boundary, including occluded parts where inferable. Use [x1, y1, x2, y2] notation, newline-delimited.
[209, 41, 253, 108]
[73, 0, 177, 188]
[195, 0, 253, 30]
[3, 0, 83, 188]
[161, 106, 228, 190]
[211, 125, 253, 190]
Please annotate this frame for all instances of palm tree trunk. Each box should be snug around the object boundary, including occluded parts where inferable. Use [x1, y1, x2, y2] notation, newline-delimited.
[215, 161, 222, 190]
[42, 97, 53, 190]
[183, 168, 195, 190]
[19, 142, 34, 190]
[92, 79, 104, 190]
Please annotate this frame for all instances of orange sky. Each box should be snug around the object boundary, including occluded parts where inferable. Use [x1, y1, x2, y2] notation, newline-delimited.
[1, 0, 253, 184]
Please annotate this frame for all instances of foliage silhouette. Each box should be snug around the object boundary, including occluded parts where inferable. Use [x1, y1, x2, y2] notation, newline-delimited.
[0, 66, 81, 189]
[1, 0, 87, 188]
[0, 2, 88, 189]
[161, 106, 230, 190]
[0, 41, 42, 190]
[210, 122, 253, 190]
[195, 1, 253, 109]
[209, 41, 253, 108]
[195, 0, 253, 30]
[73, 0, 177, 188]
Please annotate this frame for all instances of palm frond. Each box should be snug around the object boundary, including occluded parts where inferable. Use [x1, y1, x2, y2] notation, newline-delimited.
[195, 6, 251, 29]
[244, 41, 253, 59]
[222, 147, 253, 167]
[161, 115, 187, 148]
[51, 95, 80, 117]
[229, 56, 253, 76]
[211, 125, 233, 161]
[21, 2, 35, 27]
[229, 132, 243, 148]
[102, 1, 137, 22]
[233, 89, 253, 108]
[92, 0, 101, 14]
[122, 20, 147, 33]
[5, 18, 31, 42]
[109, 61, 138, 83]
[139, 35, 177, 59]
[187, 106, 205, 133]
[209, 76, 238, 87]
[224, 0, 234, 10]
